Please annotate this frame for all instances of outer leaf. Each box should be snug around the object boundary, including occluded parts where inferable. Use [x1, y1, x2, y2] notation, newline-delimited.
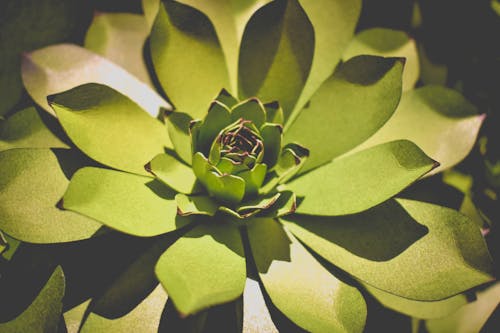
[287, 140, 437, 216]
[176, 0, 271, 92]
[0, 267, 64, 332]
[50, 83, 171, 176]
[22, 44, 169, 116]
[343, 28, 419, 91]
[84, 12, 152, 86]
[239, 0, 313, 119]
[247, 218, 367, 333]
[142, 0, 161, 30]
[282, 199, 493, 301]
[80, 285, 167, 333]
[155, 223, 246, 315]
[287, 0, 362, 125]
[425, 282, 500, 333]
[362, 283, 468, 319]
[165, 111, 193, 165]
[150, 2, 230, 118]
[260, 123, 282, 168]
[350, 86, 484, 174]
[146, 153, 197, 194]
[205, 172, 246, 205]
[259, 190, 296, 218]
[64, 300, 90, 333]
[285, 55, 404, 173]
[0, 107, 68, 151]
[242, 278, 278, 333]
[62, 167, 188, 237]
[0, 149, 101, 243]
[176, 194, 219, 216]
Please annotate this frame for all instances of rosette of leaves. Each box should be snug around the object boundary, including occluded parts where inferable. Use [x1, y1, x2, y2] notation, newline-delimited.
[0, 1, 495, 332]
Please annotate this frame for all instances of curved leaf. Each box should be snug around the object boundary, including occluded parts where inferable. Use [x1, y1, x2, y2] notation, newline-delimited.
[287, 140, 437, 216]
[164, 111, 193, 165]
[62, 167, 188, 237]
[146, 153, 197, 194]
[177, 0, 271, 92]
[50, 83, 171, 176]
[150, 2, 230, 118]
[287, 0, 362, 125]
[247, 218, 367, 333]
[284, 55, 404, 173]
[0, 148, 101, 243]
[84, 12, 152, 86]
[22, 44, 169, 116]
[0, 107, 68, 151]
[343, 28, 419, 91]
[156, 222, 246, 316]
[349, 86, 484, 174]
[239, 0, 314, 119]
[0, 267, 65, 332]
[80, 285, 167, 333]
[282, 199, 493, 301]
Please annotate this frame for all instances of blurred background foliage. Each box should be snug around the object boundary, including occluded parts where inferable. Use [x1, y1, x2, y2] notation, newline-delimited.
[1, 0, 498, 332]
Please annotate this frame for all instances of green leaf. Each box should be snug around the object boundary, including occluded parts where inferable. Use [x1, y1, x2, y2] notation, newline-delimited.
[155, 223, 246, 316]
[215, 88, 239, 108]
[230, 98, 266, 128]
[239, 0, 313, 119]
[287, 0, 362, 126]
[64, 300, 90, 333]
[284, 55, 404, 173]
[176, 0, 271, 92]
[0, 149, 101, 243]
[425, 282, 500, 333]
[142, 0, 161, 30]
[0, 231, 7, 255]
[349, 86, 484, 175]
[263, 101, 284, 125]
[282, 199, 493, 301]
[205, 172, 246, 205]
[362, 283, 468, 319]
[0, 232, 20, 261]
[62, 167, 189, 237]
[0, 267, 65, 332]
[80, 285, 168, 333]
[259, 190, 296, 218]
[0, 107, 68, 151]
[260, 123, 283, 168]
[84, 12, 152, 86]
[233, 192, 281, 218]
[176, 194, 219, 216]
[22, 44, 169, 116]
[165, 111, 194, 165]
[247, 218, 367, 333]
[150, 2, 230, 118]
[146, 153, 197, 194]
[287, 140, 437, 216]
[343, 28, 419, 91]
[238, 163, 267, 197]
[274, 143, 309, 184]
[49, 83, 171, 176]
[198, 101, 232, 154]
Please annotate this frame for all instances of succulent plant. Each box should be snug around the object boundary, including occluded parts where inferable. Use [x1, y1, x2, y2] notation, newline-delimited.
[0, 1, 495, 332]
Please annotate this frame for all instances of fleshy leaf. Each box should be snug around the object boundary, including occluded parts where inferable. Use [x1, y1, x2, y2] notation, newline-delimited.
[164, 111, 194, 165]
[288, 0, 362, 125]
[0, 149, 101, 243]
[231, 192, 281, 218]
[49, 83, 171, 176]
[363, 283, 468, 319]
[239, 0, 313, 119]
[62, 167, 188, 237]
[343, 28, 419, 91]
[198, 101, 232, 154]
[146, 153, 197, 194]
[247, 218, 367, 333]
[176, 0, 271, 92]
[349, 86, 484, 175]
[215, 88, 239, 108]
[264, 101, 284, 125]
[22, 44, 169, 116]
[282, 199, 493, 301]
[284, 55, 404, 173]
[287, 140, 437, 216]
[80, 285, 167, 333]
[230, 98, 266, 128]
[155, 223, 246, 315]
[176, 194, 219, 216]
[237, 163, 267, 197]
[150, 2, 230, 118]
[64, 300, 90, 333]
[260, 123, 283, 168]
[0, 267, 64, 332]
[0, 232, 7, 255]
[0, 232, 20, 261]
[84, 12, 152, 86]
[259, 190, 296, 218]
[274, 143, 309, 184]
[205, 172, 246, 205]
[0, 107, 68, 151]
[425, 282, 500, 333]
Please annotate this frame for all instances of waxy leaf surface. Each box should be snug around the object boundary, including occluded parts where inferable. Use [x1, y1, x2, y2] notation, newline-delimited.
[50, 83, 171, 176]
[63, 167, 186, 237]
[287, 140, 436, 216]
[156, 223, 246, 315]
